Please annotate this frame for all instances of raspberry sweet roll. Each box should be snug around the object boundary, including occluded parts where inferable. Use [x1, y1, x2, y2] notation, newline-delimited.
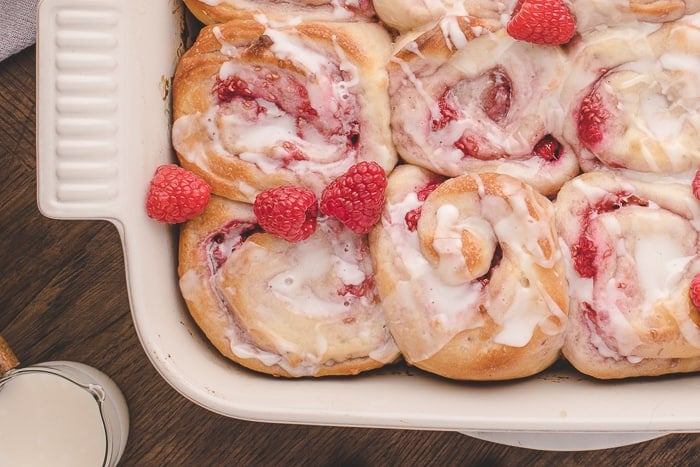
[387, 17, 579, 197]
[555, 172, 700, 379]
[561, 14, 700, 182]
[178, 194, 400, 377]
[369, 165, 569, 380]
[172, 19, 397, 204]
[183, 0, 377, 25]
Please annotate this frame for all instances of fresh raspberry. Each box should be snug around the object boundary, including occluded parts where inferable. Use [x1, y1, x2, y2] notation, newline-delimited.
[506, 0, 576, 45]
[692, 170, 700, 200]
[690, 274, 700, 309]
[145, 164, 211, 224]
[253, 186, 319, 242]
[578, 92, 609, 147]
[320, 161, 387, 234]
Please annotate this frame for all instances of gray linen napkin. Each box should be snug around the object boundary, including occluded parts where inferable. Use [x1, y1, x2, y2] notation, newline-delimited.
[0, 0, 38, 61]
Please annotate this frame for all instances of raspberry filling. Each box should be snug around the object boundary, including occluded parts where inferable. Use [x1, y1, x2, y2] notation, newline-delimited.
[206, 222, 261, 272]
[691, 274, 700, 308]
[215, 73, 318, 121]
[404, 180, 443, 231]
[577, 89, 611, 149]
[533, 134, 563, 162]
[477, 245, 503, 287]
[692, 170, 700, 200]
[432, 89, 459, 131]
[480, 68, 512, 123]
[582, 301, 606, 335]
[438, 68, 513, 158]
[572, 192, 649, 278]
[338, 277, 376, 299]
[213, 57, 362, 165]
[453, 135, 481, 159]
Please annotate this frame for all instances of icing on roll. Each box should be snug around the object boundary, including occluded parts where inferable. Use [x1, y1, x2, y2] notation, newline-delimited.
[373, 0, 516, 34]
[387, 20, 579, 196]
[561, 14, 700, 183]
[172, 19, 396, 203]
[178, 195, 399, 377]
[555, 171, 700, 379]
[183, 0, 377, 25]
[369, 165, 568, 380]
[569, 0, 700, 33]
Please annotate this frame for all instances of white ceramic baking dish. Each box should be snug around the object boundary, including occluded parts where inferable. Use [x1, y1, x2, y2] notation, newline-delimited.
[35, 0, 700, 451]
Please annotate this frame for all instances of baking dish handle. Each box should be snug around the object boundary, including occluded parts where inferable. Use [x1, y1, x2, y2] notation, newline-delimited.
[36, 0, 184, 222]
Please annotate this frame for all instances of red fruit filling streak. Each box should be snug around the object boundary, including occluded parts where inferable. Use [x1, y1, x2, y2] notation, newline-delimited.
[691, 274, 700, 309]
[454, 135, 481, 159]
[215, 73, 318, 120]
[581, 301, 607, 337]
[572, 192, 649, 278]
[577, 91, 609, 148]
[692, 170, 700, 201]
[214, 64, 361, 158]
[404, 180, 442, 231]
[533, 134, 563, 161]
[207, 223, 261, 271]
[481, 68, 511, 123]
[432, 89, 459, 131]
[478, 245, 503, 287]
[338, 277, 375, 298]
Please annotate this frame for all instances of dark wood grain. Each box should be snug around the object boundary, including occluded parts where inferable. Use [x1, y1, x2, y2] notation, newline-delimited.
[2, 45, 700, 466]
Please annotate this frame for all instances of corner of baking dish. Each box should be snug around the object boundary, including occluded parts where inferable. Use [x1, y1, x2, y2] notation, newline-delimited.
[34, 0, 700, 449]
[36, 0, 185, 227]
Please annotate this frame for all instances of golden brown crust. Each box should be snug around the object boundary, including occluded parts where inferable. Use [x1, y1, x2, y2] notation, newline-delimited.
[179, 195, 400, 378]
[370, 165, 568, 381]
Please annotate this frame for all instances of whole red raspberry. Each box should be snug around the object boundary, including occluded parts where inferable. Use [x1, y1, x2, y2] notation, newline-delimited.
[146, 164, 211, 224]
[690, 274, 700, 309]
[253, 186, 319, 242]
[506, 0, 576, 45]
[320, 161, 388, 234]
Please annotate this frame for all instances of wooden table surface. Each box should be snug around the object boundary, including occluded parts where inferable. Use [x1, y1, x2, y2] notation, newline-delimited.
[2, 45, 700, 466]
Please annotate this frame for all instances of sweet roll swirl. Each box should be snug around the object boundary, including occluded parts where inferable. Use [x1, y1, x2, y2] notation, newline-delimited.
[561, 14, 700, 182]
[387, 18, 579, 196]
[172, 18, 396, 203]
[178, 195, 400, 377]
[369, 165, 568, 380]
[555, 171, 700, 378]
